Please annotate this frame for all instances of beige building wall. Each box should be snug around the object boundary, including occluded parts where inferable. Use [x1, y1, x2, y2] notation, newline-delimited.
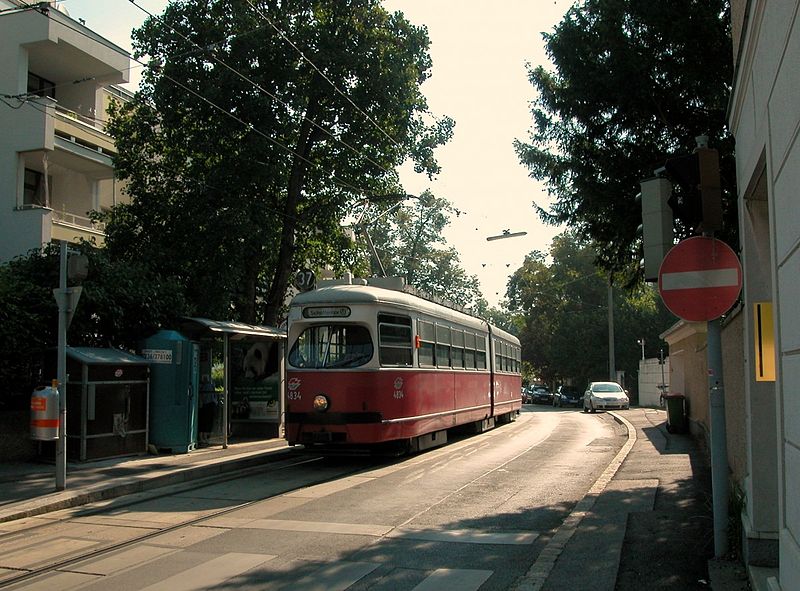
[728, 0, 799, 584]
[0, 1, 130, 261]
[637, 357, 670, 407]
[722, 308, 748, 486]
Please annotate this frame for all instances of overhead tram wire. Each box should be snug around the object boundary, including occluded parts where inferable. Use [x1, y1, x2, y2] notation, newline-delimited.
[2, 14, 284, 127]
[0, 3, 42, 14]
[11, 90, 397, 231]
[125, 0, 395, 179]
[243, 0, 403, 151]
[29, 5, 394, 207]
[13, 95, 309, 227]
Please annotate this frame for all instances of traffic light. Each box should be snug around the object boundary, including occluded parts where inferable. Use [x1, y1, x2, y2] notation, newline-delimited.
[663, 147, 722, 233]
[639, 177, 674, 281]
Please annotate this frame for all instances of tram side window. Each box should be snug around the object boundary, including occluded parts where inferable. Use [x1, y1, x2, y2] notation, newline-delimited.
[451, 329, 465, 369]
[436, 324, 451, 368]
[476, 335, 487, 370]
[418, 319, 436, 367]
[378, 314, 413, 367]
[464, 332, 476, 369]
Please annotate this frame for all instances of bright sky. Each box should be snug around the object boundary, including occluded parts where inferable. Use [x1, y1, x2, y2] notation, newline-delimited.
[64, 0, 572, 306]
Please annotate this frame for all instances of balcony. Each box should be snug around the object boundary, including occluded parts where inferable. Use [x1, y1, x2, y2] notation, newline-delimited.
[54, 105, 115, 156]
[51, 207, 107, 246]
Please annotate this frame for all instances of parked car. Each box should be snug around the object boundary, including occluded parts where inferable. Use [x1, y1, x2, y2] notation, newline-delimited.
[521, 387, 532, 404]
[582, 381, 630, 413]
[553, 385, 581, 407]
[531, 385, 552, 404]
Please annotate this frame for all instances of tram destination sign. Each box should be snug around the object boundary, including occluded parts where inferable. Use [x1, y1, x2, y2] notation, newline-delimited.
[303, 306, 351, 319]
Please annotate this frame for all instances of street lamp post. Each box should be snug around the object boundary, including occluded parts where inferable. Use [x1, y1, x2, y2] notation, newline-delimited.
[637, 338, 645, 360]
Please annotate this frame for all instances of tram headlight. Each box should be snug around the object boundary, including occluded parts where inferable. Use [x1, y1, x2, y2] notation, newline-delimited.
[313, 394, 330, 412]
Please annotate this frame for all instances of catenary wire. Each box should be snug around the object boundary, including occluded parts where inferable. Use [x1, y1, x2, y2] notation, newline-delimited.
[243, 0, 403, 150]
[27, 3, 395, 202]
[126, 0, 397, 178]
[13, 95, 311, 226]
[4, 11, 410, 228]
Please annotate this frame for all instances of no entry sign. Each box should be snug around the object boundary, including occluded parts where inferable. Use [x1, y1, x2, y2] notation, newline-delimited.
[658, 237, 742, 322]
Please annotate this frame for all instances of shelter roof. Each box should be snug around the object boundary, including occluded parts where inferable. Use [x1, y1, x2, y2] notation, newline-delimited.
[66, 347, 147, 365]
[179, 317, 286, 340]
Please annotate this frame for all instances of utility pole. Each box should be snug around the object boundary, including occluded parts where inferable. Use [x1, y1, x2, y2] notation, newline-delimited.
[607, 276, 615, 381]
[53, 242, 86, 490]
[55, 242, 68, 490]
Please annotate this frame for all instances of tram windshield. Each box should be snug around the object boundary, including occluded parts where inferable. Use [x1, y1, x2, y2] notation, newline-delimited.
[288, 324, 374, 369]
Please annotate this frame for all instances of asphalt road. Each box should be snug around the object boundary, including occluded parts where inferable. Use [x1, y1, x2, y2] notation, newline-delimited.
[0, 406, 626, 591]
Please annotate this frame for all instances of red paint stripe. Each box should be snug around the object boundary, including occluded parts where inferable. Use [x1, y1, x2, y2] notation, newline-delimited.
[31, 419, 59, 428]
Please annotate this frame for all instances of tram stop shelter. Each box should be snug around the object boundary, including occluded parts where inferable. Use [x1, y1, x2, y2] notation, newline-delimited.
[178, 318, 287, 445]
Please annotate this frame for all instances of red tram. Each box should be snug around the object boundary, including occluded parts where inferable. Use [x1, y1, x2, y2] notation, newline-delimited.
[285, 276, 522, 453]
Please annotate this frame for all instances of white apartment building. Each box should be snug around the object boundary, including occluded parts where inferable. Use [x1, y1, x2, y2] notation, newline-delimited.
[0, 0, 131, 262]
[729, 1, 800, 589]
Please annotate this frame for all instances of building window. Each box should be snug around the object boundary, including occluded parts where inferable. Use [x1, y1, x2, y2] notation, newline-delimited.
[27, 73, 55, 100]
[23, 169, 49, 207]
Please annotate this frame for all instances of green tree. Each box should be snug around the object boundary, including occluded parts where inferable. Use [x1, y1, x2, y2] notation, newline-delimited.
[507, 232, 674, 391]
[106, 0, 453, 325]
[516, 0, 735, 280]
[362, 192, 481, 307]
[0, 245, 187, 402]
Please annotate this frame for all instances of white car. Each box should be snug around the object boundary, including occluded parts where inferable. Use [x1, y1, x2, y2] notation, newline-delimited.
[582, 381, 629, 413]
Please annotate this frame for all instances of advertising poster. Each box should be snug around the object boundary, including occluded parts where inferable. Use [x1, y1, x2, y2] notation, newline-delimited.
[230, 340, 280, 421]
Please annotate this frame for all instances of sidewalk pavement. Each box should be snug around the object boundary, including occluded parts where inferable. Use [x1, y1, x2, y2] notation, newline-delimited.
[0, 409, 749, 590]
[0, 437, 294, 523]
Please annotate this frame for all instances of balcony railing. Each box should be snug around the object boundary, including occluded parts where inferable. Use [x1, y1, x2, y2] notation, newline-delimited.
[53, 106, 115, 156]
[52, 208, 106, 232]
[55, 104, 106, 132]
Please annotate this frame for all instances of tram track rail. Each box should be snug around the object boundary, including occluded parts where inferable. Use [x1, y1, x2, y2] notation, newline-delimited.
[0, 411, 552, 589]
[0, 454, 365, 589]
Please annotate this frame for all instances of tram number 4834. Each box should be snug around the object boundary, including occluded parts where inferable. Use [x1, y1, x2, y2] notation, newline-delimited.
[393, 390, 404, 399]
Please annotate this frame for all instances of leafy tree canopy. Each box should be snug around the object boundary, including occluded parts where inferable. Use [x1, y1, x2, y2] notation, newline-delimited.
[516, 0, 736, 281]
[106, 0, 453, 325]
[0, 245, 187, 401]
[507, 231, 675, 391]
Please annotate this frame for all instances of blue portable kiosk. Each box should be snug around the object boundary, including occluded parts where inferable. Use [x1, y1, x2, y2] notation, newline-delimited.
[140, 330, 199, 453]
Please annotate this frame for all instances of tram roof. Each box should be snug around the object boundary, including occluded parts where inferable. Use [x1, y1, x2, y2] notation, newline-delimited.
[291, 284, 519, 345]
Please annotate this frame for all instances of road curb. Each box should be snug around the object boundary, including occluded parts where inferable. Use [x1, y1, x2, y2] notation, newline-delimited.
[512, 411, 637, 591]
